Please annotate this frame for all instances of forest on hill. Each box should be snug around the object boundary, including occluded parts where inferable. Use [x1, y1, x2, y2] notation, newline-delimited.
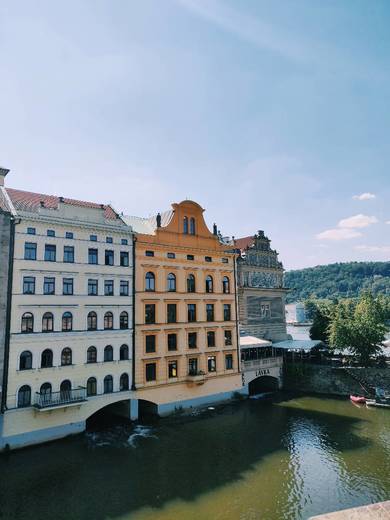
[284, 261, 390, 303]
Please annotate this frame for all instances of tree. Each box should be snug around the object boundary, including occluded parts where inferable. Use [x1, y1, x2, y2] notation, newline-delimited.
[309, 301, 334, 343]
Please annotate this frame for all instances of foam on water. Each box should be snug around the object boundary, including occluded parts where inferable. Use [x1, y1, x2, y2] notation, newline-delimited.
[127, 425, 158, 447]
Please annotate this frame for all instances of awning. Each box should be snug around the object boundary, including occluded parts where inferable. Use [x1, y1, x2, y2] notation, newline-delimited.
[240, 336, 272, 348]
[273, 339, 325, 352]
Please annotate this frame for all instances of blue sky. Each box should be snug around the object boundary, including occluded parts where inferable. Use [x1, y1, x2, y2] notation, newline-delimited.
[1, 0, 389, 269]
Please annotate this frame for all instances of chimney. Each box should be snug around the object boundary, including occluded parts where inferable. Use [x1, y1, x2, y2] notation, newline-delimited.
[59, 196, 64, 203]
[0, 167, 10, 187]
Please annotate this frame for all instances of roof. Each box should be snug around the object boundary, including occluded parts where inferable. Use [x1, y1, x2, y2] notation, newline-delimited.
[240, 336, 272, 347]
[273, 339, 324, 352]
[0, 187, 13, 213]
[5, 188, 118, 220]
[235, 236, 254, 251]
[123, 209, 174, 235]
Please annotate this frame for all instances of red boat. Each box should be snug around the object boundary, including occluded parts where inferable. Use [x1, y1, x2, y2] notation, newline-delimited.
[350, 395, 366, 404]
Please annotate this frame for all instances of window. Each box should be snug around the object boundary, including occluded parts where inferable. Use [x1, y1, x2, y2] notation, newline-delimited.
[88, 279, 98, 296]
[205, 256, 212, 263]
[18, 385, 31, 408]
[187, 304, 196, 322]
[145, 304, 156, 324]
[44, 244, 56, 262]
[40, 383, 52, 405]
[188, 358, 198, 375]
[224, 304, 231, 321]
[145, 250, 154, 257]
[260, 303, 271, 318]
[167, 252, 175, 259]
[63, 246, 74, 263]
[121, 239, 128, 245]
[187, 254, 194, 261]
[208, 356, 216, 372]
[224, 330, 232, 346]
[90, 234, 97, 242]
[24, 242, 37, 260]
[120, 280, 129, 296]
[27, 227, 36, 235]
[222, 276, 230, 294]
[104, 312, 113, 330]
[60, 380, 71, 400]
[104, 375, 113, 393]
[104, 280, 114, 296]
[145, 335, 156, 353]
[87, 346, 97, 363]
[87, 377, 97, 396]
[167, 333, 177, 351]
[167, 304, 177, 323]
[88, 248, 98, 264]
[222, 258, 229, 264]
[19, 351, 32, 370]
[120, 311, 128, 329]
[62, 312, 73, 331]
[225, 354, 233, 370]
[104, 345, 113, 362]
[120, 344, 129, 360]
[41, 349, 53, 368]
[187, 274, 196, 293]
[145, 363, 156, 382]
[207, 331, 216, 348]
[183, 216, 188, 234]
[87, 311, 97, 331]
[120, 251, 129, 267]
[105, 250, 114, 266]
[61, 347, 72, 366]
[42, 312, 54, 332]
[63, 278, 73, 295]
[206, 304, 214, 322]
[44, 277, 55, 295]
[47, 229, 55, 237]
[120, 373, 129, 391]
[106, 236, 113, 244]
[145, 272, 155, 291]
[188, 332, 197, 349]
[168, 360, 178, 378]
[167, 273, 176, 292]
[65, 232, 74, 239]
[21, 312, 34, 333]
[205, 275, 213, 293]
[23, 276, 35, 294]
[190, 217, 195, 235]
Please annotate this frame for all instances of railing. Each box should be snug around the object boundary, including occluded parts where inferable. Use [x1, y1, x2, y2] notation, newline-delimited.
[186, 370, 206, 384]
[241, 356, 283, 371]
[34, 387, 87, 409]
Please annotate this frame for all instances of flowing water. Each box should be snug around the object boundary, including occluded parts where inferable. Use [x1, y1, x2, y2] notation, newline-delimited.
[0, 395, 389, 520]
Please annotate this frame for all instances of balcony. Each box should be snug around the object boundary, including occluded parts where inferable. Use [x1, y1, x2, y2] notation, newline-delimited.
[34, 387, 87, 411]
[186, 370, 206, 385]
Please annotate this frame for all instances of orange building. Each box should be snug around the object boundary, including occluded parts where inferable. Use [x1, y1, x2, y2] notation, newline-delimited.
[124, 200, 242, 415]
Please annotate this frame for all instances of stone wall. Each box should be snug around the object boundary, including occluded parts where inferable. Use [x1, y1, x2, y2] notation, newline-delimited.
[0, 211, 11, 407]
[284, 364, 390, 396]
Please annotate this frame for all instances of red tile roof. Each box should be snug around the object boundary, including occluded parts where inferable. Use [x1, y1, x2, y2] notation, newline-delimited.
[234, 235, 254, 251]
[6, 188, 118, 220]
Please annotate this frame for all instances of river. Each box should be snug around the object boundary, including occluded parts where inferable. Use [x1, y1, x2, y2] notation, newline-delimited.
[0, 395, 389, 520]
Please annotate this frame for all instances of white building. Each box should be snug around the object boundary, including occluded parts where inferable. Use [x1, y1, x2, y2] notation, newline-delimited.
[0, 169, 136, 449]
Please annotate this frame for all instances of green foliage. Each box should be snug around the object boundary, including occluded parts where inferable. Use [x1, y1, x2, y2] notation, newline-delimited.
[285, 261, 390, 303]
[309, 301, 335, 343]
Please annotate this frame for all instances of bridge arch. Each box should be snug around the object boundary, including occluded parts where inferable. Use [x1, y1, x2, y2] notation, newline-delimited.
[248, 375, 280, 395]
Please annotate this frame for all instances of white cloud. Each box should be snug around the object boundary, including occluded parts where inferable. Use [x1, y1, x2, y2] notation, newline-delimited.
[386, 221, 390, 225]
[352, 192, 376, 200]
[355, 245, 390, 253]
[337, 214, 378, 229]
[316, 228, 363, 241]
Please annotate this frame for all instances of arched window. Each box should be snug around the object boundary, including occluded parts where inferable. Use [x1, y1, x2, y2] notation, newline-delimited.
[19, 351, 32, 370]
[104, 312, 113, 330]
[87, 377, 97, 396]
[21, 312, 34, 333]
[205, 275, 213, 293]
[42, 312, 54, 332]
[104, 375, 113, 394]
[145, 272, 155, 292]
[183, 216, 188, 234]
[104, 345, 113, 362]
[120, 373, 129, 391]
[120, 311, 128, 330]
[41, 349, 53, 368]
[62, 312, 73, 332]
[87, 346, 97, 363]
[87, 311, 97, 331]
[167, 273, 176, 292]
[18, 385, 31, 408]
[40, 382, 52, 406]
[187, 274, 196, 293]
[120, 344, 129, 360]
[190, 217, 195, 235]
[60, 380, 71, 401]
[61, 347, 72, 366]
[222, 276, 230, 294]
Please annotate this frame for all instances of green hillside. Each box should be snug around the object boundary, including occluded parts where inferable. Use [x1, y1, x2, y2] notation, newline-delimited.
[285, 261, 390, 303]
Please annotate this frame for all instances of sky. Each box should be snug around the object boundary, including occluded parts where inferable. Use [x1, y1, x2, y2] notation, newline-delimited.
[1, 0, 389, 270]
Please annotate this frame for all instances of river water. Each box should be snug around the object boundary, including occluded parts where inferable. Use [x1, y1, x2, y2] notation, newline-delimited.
[0, 395, 389, 520]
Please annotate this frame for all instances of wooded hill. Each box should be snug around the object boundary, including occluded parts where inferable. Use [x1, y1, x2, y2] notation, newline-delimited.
[284, 261, 390, 303]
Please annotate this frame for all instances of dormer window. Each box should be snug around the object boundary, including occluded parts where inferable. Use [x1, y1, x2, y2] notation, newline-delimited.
[183, 216, 188, 234]
[190, 217, 195, 235]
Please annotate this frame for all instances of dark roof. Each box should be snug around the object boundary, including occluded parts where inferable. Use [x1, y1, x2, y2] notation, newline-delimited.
[234, 236, 254, 251]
